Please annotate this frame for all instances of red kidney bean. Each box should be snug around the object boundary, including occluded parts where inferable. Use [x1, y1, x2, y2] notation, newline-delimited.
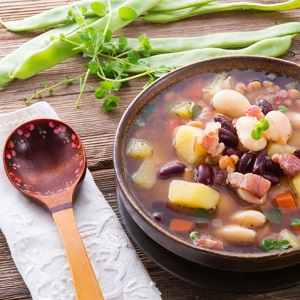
[293, 149, 300, 160]
[214, 115, 236, 134]
[158, 162, 185, 179]
[195, 163, 214, 185]
[214, 166, 227, 186]
[262, 172, 280, 186]
[252, 150, 267, 175]
[236, 152, 255, 174]
[256, 98, 274, 115]
[265, 159, 284, 176]
[218, 128, 238, 147]
[223, 147, 244, 158]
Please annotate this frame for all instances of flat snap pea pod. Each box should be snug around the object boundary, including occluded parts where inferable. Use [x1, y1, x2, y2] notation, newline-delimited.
[5, 0, 161, 83]
[0, 20, 96, 86]
[148, 0, 214, 12]
[121, 35, 295, 73]
[0, 0, 123, 32]
[123, 22, 300, 54]
[0, 0, 212, 32]
[144, 0, 300, 23]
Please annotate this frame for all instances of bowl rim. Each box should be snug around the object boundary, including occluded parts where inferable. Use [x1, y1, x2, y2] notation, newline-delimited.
[114, 55, 300, 263]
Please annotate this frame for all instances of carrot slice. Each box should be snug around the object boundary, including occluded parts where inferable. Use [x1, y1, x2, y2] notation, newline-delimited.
[169, 218, 194, 233]
[273, 191, 297, 209]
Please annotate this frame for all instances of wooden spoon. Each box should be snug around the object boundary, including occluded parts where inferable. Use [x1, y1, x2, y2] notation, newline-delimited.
[3, 118, 104, 300]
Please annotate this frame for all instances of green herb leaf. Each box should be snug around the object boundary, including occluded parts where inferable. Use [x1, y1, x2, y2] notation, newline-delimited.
[127, 50, 140, 64]
[261, 238, 290, 252]
[87, 60, 99, 74]
[251, 127, 263, 140]
[263, 207, 282, 224]
[278, 105, 288, 113]
[290, 218, 300, 228]
[190, 231, 200, 241]
[91, 2, 107, 17]
[191, 208, 212, 224]
[94, 87, 106, 99]
[260, 118, 270, 130]
[102, 95, 121, 111]
[191, 103, 203, 119]
[118, 7, 137, 21]
[118, 36, 128, 52]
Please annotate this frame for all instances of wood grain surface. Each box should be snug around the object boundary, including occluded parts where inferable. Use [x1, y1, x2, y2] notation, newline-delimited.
[0, 1, 300, 299]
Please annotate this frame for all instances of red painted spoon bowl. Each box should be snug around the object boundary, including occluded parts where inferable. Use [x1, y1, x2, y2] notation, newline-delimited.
[3, 118, 103, 300]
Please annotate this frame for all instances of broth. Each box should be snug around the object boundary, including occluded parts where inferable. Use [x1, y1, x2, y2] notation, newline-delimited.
[124, 69, 300, 254]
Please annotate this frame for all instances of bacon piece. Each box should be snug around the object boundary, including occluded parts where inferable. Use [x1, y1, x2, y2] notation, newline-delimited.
[196, 237, 223, 250]
[245, 105, 265, 120]
[272, 153, 300, 177]
[197, 124, 225, 157]
[227, 172, 271, 204]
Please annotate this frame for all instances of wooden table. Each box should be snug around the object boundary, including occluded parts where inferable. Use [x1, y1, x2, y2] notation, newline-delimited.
[0, 1, 300, 299]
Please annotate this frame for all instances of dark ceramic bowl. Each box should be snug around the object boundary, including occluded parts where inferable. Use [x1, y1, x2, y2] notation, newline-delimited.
[114, 56, 300, 272]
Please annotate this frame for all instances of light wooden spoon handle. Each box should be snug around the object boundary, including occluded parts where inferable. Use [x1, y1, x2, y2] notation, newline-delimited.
[52, 208, 104, 300]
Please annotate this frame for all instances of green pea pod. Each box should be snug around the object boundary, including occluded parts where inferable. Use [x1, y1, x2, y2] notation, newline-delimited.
[3, 0, 161, 83]
[120, 35, 296, 73]
[144, 0, 300, 23]
[123, 22, 300, 54]
[0, 0, 122, 32]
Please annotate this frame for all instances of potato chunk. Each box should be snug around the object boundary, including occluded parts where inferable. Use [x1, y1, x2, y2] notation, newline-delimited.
[168, 180, 220, 209]
[126, 138, 153, 159]
[171, 102, 192, 119]
[292, 173, 300, 199]
[174, 125, 207, 165]
[132, 158, 156, 189]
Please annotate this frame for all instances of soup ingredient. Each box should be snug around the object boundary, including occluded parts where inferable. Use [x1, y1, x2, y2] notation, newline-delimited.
[195, 163, 214, 185]
[292, 173, 300, 198]
[266, 142, 296, 157]
[195, 237, 223, 250]
[256, 98, 274, 115]
[132, 158, 156, 189]
[158, 162, 186, 179]
[273, 191, 297, 209]
[174, 125, 207, 164]
[260, 238, 290, 252]
[235, 116, 267, 151]
[126, 138, 153, 159]
[234, 210, 266, 228]
[263, 111, 292, 145]
[236, 152, 255, 174]
[217, 128, 238, 148]
[171, 102, 193, 119]
[285, 112, 300, 129]
[263, 207, 282, 224]
[220, 225, 257, 245]
[272, 153, 300, 177]
[280, 229, 300, 248]
[227, 172, 271, 204]
[211, 89, 251, 118]
[251, 118, 270, 140]
[169, 218, 194, 233]
[168, 180, 220, 209]
[290, 218, 300, 232]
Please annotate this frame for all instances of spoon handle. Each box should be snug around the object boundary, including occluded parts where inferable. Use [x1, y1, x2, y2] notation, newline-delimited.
[52, 208, 104, 300]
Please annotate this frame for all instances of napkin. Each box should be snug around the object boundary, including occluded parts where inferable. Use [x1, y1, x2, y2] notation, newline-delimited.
[0, 102, 162, 300]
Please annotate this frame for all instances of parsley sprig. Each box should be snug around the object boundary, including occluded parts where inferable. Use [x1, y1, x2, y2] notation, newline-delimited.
[26, 1, 171, 110]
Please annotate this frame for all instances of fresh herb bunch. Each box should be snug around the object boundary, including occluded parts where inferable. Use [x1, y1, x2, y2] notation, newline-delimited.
[26, 2, 171, 111]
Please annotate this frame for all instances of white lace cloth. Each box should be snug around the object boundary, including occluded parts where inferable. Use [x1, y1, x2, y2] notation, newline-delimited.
[0, 102, 162, 300]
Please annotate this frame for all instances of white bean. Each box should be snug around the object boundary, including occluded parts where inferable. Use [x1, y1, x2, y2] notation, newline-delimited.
[220, 225, 257, 245]
[211, 89, 251, 118]
[234, 210, 266, 228]
[264, 111, 292, 145]
[235, 116, 267, 151]
[285, 111, 300, 130]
